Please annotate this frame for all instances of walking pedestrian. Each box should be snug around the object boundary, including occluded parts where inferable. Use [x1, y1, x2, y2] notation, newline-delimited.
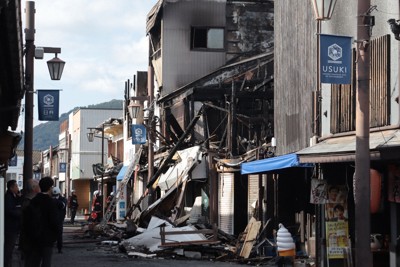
[4, 179, 22, 267]
[19, 179, 41, 260]
[21, 176, 61, 267]
[68, 190, 79, 224]
[52, 187, 67, 253]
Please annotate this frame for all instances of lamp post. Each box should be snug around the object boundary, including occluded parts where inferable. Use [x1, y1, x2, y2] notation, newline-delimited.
[87, 125, 106, 217]
[23, 1, 65, 190]
[310, 1, 372, 266]
[128, 93, 155, 205]
[310, 1, 334, 266]
[127, 67, 155, 205]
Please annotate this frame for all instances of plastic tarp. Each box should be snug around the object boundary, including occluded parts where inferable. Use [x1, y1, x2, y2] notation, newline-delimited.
[241, 153, 313, 175]
[116, 166, 127, 181]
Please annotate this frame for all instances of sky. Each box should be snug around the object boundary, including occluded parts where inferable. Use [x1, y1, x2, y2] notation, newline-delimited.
[18, 0, 159, 129]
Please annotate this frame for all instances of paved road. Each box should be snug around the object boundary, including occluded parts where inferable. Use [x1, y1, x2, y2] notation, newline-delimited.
[13, 222, 253, 267]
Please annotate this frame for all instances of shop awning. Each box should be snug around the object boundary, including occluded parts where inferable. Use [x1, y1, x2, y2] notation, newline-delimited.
[241, 153, 313, 175]
[116, 166, 128, 181]
[297, 129, 400, 163]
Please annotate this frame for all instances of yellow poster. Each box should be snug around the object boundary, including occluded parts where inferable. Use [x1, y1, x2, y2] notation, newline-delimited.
[325, 221, 349, 259]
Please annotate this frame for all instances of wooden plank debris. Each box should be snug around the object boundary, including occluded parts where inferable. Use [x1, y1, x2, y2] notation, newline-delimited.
[159, 223, 219, 247]
[239, 218, 262, 258]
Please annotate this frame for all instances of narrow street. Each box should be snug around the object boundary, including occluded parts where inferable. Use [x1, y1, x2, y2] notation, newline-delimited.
[13, 219, 249, 267]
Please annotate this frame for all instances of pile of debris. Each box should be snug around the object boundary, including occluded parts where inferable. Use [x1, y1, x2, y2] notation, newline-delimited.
[90, 216, 276, 265]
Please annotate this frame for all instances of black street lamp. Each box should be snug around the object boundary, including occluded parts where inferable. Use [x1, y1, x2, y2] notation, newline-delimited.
[128, 88, 155, 206]
[311, 0, 337, 21]
[23, 1, 65, 190]
[309, 1, 373, 265]
[128, 100, 142, 120]
[87, 125, 106, 217]
[47, 54, 66, 80]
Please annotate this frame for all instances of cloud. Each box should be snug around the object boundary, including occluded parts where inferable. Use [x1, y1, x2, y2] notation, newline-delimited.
[26, 0, 158, 120]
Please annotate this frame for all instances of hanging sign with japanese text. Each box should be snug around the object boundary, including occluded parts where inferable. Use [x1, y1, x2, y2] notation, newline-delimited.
[37, 90, 60, 121]
[131, 124, 147, 144]
[320, 34, 352, 85]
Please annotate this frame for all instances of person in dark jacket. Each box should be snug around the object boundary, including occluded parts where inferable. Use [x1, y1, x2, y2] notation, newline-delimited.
[4, 179, 22, 267]
[19, 179, 41, 259]
[52, 186, 67, 253]
[90, 190, 102, 222]
[21, 176, 61, 267]
[67, 190, 79, 224]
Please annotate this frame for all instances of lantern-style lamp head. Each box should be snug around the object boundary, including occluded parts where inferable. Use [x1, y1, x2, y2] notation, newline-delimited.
[128, 100, 142, 119]
[87, 130, 95, 142]
[47, 54, 65, 80]
[311, 0, 337, 21]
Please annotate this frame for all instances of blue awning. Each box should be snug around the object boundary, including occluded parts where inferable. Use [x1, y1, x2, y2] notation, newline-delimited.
[241, 153, 314, 175]
[117, 166, 128, 181]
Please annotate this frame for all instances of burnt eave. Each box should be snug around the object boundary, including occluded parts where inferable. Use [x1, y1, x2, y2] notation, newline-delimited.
[0, 0, 24, 133]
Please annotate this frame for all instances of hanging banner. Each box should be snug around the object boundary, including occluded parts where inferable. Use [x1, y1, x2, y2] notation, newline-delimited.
[59, 162, 67, 173]
[324, 184, 349, 259]
[131, 124, 147, 144]
[320, 34, 352, 84]
[37, 90, 60, 121]
[325, 221, 349, 259]
[310, 178, 327, 204]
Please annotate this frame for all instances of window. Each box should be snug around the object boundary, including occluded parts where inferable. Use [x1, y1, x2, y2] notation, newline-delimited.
[191, 27, 224, 50]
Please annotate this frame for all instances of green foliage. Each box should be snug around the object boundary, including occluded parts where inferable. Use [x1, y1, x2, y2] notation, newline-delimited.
[19, 99, 123, 151]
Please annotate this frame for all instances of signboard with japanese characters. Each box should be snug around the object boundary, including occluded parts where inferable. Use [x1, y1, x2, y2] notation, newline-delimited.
[320, 34, 352, 85]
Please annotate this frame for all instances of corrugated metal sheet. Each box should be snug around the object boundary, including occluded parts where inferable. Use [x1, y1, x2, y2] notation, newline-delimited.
[219, 172, 234, 235]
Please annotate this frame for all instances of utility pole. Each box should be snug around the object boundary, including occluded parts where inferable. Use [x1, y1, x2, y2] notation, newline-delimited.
[355, 0, 372, 266]
[23, 1, 35, 189]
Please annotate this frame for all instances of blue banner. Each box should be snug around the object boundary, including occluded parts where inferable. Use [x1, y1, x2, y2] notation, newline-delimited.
[320, 34, 352, 84]
[59, 162, 67, 173]
[37, 90, 60, 121]
[131, 124, 147, 144]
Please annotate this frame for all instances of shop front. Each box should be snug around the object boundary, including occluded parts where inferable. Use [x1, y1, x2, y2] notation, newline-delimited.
[241, 154, 315, 259]
[297, 129, 400, 267]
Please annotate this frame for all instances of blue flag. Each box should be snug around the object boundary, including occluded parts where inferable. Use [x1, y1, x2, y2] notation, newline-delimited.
[131, 124, 147, 144]
[320, 34, 352, 84]
[37, 90, 60, 121]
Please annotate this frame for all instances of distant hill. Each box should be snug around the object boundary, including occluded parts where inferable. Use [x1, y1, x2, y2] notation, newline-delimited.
[18, 99, 124, 151]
